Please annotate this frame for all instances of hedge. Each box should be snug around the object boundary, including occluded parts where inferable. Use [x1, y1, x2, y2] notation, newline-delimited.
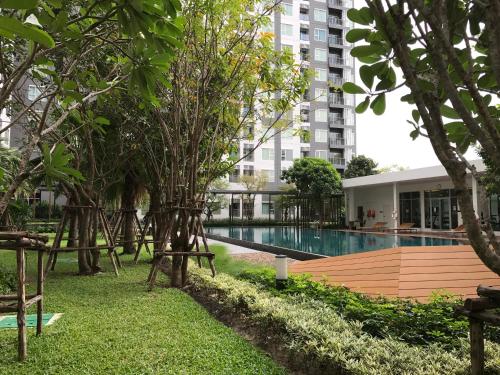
[189, 268, 500, 375]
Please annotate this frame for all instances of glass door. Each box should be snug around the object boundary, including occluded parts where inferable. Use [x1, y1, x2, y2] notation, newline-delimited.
[429, 197, 451, 229]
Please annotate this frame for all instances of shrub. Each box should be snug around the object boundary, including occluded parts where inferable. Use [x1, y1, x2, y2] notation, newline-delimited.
[34, 201, 62, 220]
[238, 268, 500, 349]
[0, 266, 16, 294]
[8, 199, 33, 230]
[189, 267, 500, 375]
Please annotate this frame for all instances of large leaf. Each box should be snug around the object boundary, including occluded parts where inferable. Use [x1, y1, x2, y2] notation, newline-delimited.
[370, 93, 386, 115]
[440, 104, 461, 119]
[347, 8, 374, 25]
[346, 28, 370, 43]
[342, 82, 365, 94]
[359, 65, 374, 89]
[355, 96, 370, 114]
[351, 44, 385, 58]
[0, 16, 54, 47]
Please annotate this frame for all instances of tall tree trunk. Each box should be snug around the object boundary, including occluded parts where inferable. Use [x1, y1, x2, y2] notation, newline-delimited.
[77, 207, 92, 275]
[67, 212, 78, 248]
[121, 172, 137, 254]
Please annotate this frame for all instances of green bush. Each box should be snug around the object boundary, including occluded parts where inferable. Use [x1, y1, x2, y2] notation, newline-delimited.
[0, 266, 16, 294]
[238, 268, 500, 349]
[8, 199, 33, 230]
[34, 202, 62, 220]
[205, 218, 345, 228]
[190, 267, 500, 375]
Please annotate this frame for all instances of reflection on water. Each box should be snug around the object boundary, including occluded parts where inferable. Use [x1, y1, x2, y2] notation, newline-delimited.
[207, 226, 461, 257]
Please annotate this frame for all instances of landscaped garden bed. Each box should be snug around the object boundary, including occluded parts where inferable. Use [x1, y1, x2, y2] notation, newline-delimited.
[188, 266, 500, 375]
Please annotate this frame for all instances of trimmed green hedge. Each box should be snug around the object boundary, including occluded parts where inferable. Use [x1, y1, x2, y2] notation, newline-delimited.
[190, 267, 500, 375]
[238, 268, 500, 349]
[0, 266, 16, 294]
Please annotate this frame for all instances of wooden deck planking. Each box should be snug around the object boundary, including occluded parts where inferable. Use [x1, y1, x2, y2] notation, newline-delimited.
[288, 245, 500, 302]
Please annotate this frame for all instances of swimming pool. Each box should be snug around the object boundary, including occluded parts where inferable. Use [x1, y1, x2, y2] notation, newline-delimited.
[206, 226, 462, 257]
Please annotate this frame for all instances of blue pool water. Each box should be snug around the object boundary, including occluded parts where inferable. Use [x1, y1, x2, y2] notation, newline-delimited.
[206, 226, 462, 257]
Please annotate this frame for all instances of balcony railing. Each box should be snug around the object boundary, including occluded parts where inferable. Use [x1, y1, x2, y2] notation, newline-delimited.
[328, 54, 352, 66]
[329, 94, 352, 107]
[328, 16, 343, 28]
[299, 13, 309, 22]
[300, 33, 309, 42]
[329, 156, 346, 166]
[328, 74, 344, 86]
[327, 0, 353, 9]
[329, 137, 345, 147]
[328, 35, 350, 48]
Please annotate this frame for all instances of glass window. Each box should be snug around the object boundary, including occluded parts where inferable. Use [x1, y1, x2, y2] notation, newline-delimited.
[314, 9, 327, 22]
[315, 109, 327, 122]
[229, 166, 240, 182]
[262, 201, 275, 215]
[243, 143, 254, 161]
[262, 148, 274, 160]
[243, 165, 254, 176]
[281, 23, 293, 37]
[314, 48, 327, 62]
[315, 129, 328, 142]
[315, 68, 327, 82]
[315, 88, 327, 102]
[262, 170, 275, 182]
[283, 3, 293, 16]
[315, 150, 327, 159]
[314, 28, 326, 42]
[281, 149, 293, 161]
[27, 85, 42, 101]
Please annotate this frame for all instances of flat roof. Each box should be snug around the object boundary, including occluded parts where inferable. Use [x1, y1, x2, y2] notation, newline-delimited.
[342, 159, 485, 188]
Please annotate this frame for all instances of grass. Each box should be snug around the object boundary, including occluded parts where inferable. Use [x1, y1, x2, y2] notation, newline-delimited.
[0, 244, 285, 374]
[208, 244, 271, 276]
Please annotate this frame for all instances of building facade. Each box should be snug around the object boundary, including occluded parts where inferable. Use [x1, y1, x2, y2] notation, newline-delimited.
[229, 0, 355, 188]
[343, 160, 500, 233]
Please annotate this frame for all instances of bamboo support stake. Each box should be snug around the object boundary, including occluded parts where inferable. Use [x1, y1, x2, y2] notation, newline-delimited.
[36, 250, 43, 336]
[470, 318, 485, 375]
[16, 248, 26, 361]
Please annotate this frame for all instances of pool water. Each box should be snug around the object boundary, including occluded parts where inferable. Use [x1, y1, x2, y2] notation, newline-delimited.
[206, 226, 462, 257]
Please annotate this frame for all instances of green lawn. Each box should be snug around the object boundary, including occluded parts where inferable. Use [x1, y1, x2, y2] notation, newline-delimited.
[0, 246, 285, 374]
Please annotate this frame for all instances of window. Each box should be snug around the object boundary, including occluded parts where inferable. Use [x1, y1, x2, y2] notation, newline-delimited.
[314, 28, 326, 42]
[262, 201, 275, 215]
[243, 143, 254, 161]
[314, 9, 327, 22]
[300, 127, 310, 143]
[262, 148, 274, 160]
[262, 169, 275, 182]
[300, 29, 309, 41]
[281, 23, 293, 37]
[315, 150, 327, 159]
[314, 48, 327, 62]
[229, 145, 239, 159]
[281, 149, 293, 161]
[315, 129, 328, 142]
[315, 88, 328, 102]
[315, 109, 327, 122]
[243, 165, 254, 176]
[283, 3, 293, 16]
[315, 68, 327, 82]
[27, 85, 42, 101]
[229, 166, 240, 182]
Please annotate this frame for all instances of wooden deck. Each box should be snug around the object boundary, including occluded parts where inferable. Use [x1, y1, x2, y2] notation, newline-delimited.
[288, 245, 500, 302]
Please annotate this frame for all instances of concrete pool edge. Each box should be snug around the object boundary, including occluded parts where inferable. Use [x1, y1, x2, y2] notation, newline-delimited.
[205, 233, 327, 261]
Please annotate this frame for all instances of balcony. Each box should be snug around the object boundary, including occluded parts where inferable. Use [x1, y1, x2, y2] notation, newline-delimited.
[328, 54, 351, 67]
[299, 13, 309, 22]
[328, 74, 344, 87]
[329, 156, 346, 166]
[328, 35, 350, 48]
[329, 94, 352, 107]
[328, 16, 343, 28]
[300, 53, 310, 63]
[300, 33, 309, 42]
[327, 0, 353, 9]
[329, 137, 345, 147]
[328, 114, 347, 126]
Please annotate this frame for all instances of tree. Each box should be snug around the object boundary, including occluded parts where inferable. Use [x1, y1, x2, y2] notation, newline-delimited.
[239, 171, 268, 220]
[0, 0, 182, 217]
[148, 0, 307, 286]
[377, 164, 408, 174]
[281, 158, 342, 225]
[344, 1, 500, 275]
[344, 155, 379, 178]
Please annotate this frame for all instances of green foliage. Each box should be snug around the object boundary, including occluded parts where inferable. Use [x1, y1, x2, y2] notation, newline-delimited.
[8, 198, 33, 229]
[281, 157, 342, 198]
[344, 155, 378, 179]
[480, 148, 500, 196]
[345, 2, 500, 156]
[191, 267, 500, 375]
[0, 250, 284, 374]
[33, 201, 62, 219]
[0, 266, 16, 294]
[41, 143, 84, 187]
[238, 268, 500, 350]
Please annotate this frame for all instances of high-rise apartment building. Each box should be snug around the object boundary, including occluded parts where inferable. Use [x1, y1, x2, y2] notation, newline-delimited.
[229, 0, 356, 191]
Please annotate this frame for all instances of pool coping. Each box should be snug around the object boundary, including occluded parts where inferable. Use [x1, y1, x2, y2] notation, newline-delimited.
[205, 233, 327, 261]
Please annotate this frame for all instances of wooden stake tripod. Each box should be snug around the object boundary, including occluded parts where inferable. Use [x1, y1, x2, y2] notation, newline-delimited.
[147, 201, 216, 289]
[45, 205, 121, 277]
[133, 210, 163, 263]
[110, 208, 148, 254]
